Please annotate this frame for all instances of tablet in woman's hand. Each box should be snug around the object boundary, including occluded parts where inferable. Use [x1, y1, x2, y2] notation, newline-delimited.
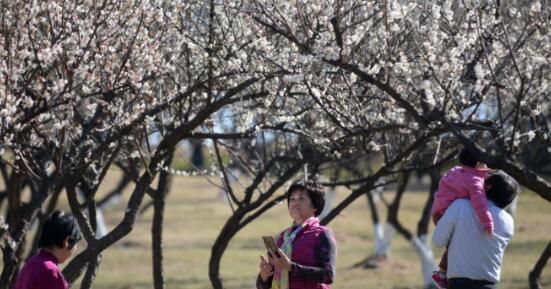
[262, 236, 280, 257]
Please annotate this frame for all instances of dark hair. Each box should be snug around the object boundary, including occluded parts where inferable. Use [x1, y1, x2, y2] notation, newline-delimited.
[459, 147, 480, 168]
[485, 171, 519, 209]
[38, 211, 81, 249]
[286, 181, 325, 217]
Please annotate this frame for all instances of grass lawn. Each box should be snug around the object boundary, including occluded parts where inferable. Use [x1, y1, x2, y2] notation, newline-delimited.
[60, 171, 550, 289]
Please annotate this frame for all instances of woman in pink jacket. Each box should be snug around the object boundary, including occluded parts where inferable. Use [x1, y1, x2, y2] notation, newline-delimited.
[13, 211, 81, 289]
[431, 147, 493, 289]
[257, 181, 337, 289]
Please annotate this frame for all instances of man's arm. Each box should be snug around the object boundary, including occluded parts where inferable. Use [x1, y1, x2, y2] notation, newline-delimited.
[432, 200, 461, 247]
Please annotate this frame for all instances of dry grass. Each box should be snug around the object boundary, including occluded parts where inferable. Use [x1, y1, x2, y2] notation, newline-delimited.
[58, 170, 550, 289]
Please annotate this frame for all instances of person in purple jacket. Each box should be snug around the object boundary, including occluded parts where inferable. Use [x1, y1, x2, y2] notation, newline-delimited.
[257, 181, 337, 289]
[13, 211, 81, 289]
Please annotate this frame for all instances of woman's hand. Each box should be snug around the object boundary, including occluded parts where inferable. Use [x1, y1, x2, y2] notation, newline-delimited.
[259, 255, 274, 282]
[268, 248, 292, 271]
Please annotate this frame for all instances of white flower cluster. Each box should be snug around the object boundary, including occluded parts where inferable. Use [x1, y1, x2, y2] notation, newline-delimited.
[0, 0, 547, 188]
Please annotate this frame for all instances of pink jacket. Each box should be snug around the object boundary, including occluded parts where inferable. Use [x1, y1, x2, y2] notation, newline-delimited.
[257, 217, 337, 289]
[431, 165, 493, 232]
[13, 250, 68, 289]
[275, 218, 336, 289]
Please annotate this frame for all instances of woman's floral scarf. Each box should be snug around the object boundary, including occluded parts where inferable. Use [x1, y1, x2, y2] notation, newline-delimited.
[271, 217, 317, 289]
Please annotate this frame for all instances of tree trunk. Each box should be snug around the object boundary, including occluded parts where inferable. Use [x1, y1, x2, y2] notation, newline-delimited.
[208, 191, 294, 289]
[208, 163, 302, 289]
[0, 163, 9, 209]
[27, 189, 62, 260]
[387, 172, 413, 240]
[1, 243, 18, 289]
[0, 181, 51, 289]
[80, 254, 102, 289]
[529, 241, 551, 289]
[94, 208, 107, 238]
[6, 173, 22, 230]
[352, 188, 393, 269]
[374, 223, 394, 259]
[411, 236, 438, 289]
[152, 154, 173, 289]
[368, 189, 394, 259]
[209, 213, 243, 289]
[367, 190, 380, 227]
[1, 211, 45, 289]
[415, 169, 440, 289]
[63, 166, 158, 285]
[318, 187, 336, 219]
[387, 172, 438, 289]
[152, 198, 166, 289]
[417, 169, 439, 236]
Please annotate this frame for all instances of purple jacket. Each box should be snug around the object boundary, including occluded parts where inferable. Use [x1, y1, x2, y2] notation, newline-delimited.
[13, 250, 68, 289]
[257, 217, 337, 289]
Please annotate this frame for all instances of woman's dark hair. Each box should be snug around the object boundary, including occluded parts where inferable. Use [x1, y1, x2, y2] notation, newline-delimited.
[286, 180, 326, 216]
[38, 211, 81, 249]
[485, 171, 519, 209]
[459, 147, 480, 168]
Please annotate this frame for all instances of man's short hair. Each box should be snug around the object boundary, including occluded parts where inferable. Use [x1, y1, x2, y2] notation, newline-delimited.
[38, 211, 81, 249]
[286, 180, 326, 217]
[459, 147, 480, 168]
[485, 171, 519, 209]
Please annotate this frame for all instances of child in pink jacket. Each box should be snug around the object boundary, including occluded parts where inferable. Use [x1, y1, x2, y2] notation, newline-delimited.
[431, 147, 493, 289]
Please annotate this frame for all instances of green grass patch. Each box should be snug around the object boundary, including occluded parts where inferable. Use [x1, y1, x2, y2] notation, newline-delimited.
[52, 171, 551, 289]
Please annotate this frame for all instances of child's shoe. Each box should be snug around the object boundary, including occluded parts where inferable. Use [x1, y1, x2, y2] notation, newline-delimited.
[432, 271, 448, 289]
